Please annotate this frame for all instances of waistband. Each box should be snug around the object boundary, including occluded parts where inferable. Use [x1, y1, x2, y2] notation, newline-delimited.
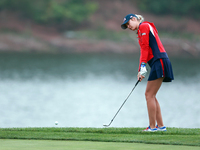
[148, 52, 168, 67]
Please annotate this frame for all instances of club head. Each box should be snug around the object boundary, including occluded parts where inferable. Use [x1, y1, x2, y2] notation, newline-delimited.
[103, 124, 109, 127]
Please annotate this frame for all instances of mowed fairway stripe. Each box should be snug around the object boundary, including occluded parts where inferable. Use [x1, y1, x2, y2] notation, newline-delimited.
[0, 139, 199, 150]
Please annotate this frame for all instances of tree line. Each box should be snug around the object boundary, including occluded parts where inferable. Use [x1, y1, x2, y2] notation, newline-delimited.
[0, 0, 199, 30]
[0, 0, 98, 30]
[136, 0, 200, 19]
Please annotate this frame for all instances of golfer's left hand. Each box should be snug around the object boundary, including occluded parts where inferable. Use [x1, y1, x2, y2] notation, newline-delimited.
[137, 72, 145, 81]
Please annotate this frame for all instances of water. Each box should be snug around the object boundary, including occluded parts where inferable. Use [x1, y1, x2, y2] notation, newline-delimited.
[0, 53, 199, 128]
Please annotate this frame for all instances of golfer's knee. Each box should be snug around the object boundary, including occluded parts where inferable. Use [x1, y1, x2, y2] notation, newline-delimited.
[145, 91, 156, 101]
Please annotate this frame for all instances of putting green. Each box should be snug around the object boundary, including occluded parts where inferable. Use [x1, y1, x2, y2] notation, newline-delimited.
[0, 139, 199, 150]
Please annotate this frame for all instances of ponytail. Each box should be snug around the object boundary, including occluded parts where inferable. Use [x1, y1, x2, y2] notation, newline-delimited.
[135, 14, 144, 23]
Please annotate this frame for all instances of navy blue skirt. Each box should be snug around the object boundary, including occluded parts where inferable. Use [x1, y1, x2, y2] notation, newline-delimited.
[148, 58, 174, 82]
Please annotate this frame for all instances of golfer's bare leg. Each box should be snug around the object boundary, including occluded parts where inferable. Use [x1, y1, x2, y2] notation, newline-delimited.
[145, 77, 164, 129]
[155, 97, 164, 127]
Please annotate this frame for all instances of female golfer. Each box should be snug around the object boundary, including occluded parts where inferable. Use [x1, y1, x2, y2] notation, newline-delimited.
[121, 14, 174, 131]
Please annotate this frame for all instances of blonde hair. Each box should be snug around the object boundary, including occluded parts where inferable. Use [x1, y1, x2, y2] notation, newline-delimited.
[135, 14, 144, 23]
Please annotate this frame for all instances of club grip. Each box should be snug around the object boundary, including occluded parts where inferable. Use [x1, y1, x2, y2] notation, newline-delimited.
[135, 79, 140, 86]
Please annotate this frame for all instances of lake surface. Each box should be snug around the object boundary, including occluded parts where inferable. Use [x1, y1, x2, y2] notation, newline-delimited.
[0, 53, 199, 128]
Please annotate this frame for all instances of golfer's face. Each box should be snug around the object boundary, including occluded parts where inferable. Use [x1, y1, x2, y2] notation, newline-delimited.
[126, 18, 138, 31]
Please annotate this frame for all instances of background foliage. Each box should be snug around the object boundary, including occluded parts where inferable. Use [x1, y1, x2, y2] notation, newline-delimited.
[136, 0, 200, 19]
[0, 0, 200, 30]
[0, 0, 98, 29]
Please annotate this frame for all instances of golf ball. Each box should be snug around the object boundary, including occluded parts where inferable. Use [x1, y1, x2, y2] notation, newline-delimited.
[55, 121, 58, 125]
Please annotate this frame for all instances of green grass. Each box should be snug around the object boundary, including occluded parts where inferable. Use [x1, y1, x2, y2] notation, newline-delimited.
[64, 30, 135, 42]
[1, 139, 200, 150]
[0, 127, 199, 147]
[64, 29, 200, 43]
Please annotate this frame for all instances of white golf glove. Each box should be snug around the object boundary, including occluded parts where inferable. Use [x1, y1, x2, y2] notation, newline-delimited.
[139, 63, 147, 77]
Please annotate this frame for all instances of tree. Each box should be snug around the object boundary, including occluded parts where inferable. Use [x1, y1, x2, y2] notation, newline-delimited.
[0, 0, 98, 29]
[136, 0, 200, 19]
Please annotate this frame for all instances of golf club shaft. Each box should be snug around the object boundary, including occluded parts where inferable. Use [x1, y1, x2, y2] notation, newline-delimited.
[104, 79, 140, 127]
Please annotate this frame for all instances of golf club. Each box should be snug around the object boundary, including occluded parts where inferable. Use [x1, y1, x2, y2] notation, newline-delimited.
[103, 79, 140, 127]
